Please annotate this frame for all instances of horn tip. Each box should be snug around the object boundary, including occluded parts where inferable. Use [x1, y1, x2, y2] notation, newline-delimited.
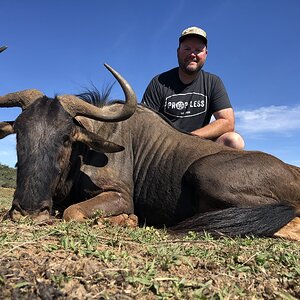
[104, 63, 112, 71]
[0, 46, 8, 53]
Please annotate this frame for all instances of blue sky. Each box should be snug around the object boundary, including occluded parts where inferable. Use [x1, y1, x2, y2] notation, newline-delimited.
[1, 0, 300, 167]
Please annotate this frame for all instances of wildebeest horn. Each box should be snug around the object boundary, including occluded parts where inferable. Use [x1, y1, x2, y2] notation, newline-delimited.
[0, 121, 14, 139]
[0, 46, 8, 53]
[58, 64, 137, 122]
[0, 89, 45, 110]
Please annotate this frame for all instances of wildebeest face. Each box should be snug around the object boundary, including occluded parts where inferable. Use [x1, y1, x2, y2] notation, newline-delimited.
[11, 97, 77, 220]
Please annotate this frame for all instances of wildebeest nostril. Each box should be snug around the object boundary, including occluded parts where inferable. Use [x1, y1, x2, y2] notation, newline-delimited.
[6, 199, 52, 221]
[34, 209, 52, 224]
[7, 205, 25, 222]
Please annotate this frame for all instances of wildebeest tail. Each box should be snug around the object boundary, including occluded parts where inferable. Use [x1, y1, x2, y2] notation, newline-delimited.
[169, 204, 296, 237]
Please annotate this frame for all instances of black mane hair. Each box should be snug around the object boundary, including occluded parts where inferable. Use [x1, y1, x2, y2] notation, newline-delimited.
[76, 83, 115, 108]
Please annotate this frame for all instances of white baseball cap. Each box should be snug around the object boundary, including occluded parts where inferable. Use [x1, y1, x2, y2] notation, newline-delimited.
[179, 26, 207, 46]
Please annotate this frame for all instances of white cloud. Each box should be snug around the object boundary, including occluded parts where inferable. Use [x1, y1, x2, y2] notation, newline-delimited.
[235, 105, 300, 135]
[0, 150, 13, 156]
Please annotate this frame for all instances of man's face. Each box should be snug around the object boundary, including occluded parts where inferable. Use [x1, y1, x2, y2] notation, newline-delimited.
[177, 36, 208, 75]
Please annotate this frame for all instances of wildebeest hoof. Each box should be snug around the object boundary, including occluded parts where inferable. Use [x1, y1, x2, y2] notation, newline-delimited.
[96, 213, 138, 228]
[63, 205, 88, 222]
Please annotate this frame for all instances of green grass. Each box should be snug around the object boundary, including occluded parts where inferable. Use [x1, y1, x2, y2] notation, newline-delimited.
[0, 189, 299, 299]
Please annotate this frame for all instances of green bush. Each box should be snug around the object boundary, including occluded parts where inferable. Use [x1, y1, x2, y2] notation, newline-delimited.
[0, 164, 16, 188]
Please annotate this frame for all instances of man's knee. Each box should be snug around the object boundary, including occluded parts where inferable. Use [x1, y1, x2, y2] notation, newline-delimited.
[216, 132, 245, 150]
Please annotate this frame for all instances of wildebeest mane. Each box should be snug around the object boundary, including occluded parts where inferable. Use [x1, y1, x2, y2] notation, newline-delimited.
[76, 83, 116, 108]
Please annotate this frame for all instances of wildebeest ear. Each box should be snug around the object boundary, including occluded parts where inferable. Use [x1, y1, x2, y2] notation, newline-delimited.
[74, 127, 124, 153]
[0, 121, 14, 139]
[74, 116, 93, 131]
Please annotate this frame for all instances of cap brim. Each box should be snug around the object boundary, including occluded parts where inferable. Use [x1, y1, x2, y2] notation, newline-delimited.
[179, 34, 207, 45]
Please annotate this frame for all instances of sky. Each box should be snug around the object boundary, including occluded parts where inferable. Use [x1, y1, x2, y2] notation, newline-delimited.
[0, 0, 300, 167]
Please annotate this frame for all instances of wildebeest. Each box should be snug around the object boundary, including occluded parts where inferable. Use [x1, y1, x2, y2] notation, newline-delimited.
[0, 64, 300, 240]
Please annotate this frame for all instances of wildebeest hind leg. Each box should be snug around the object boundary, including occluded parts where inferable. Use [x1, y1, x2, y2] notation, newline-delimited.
[63, 191, 135, 224]
[274, 217, 300, 241]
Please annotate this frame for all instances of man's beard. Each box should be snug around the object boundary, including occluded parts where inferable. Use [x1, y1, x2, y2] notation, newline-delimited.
[178, 59, 204, 75]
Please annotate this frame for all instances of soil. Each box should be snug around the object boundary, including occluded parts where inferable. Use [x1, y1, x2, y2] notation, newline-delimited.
[0, 188, 299, 299]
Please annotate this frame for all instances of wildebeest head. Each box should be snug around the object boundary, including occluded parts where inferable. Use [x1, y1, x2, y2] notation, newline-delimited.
[0, 64, 137, 221]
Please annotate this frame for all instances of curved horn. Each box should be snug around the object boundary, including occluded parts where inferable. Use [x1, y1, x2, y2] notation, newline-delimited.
[0, 89, 44, 110]
[0, 46, 8, 53]
[58, 64, 137, 122]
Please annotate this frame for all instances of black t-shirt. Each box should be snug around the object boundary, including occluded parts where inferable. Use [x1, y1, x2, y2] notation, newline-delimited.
[141, 67, 232, 132]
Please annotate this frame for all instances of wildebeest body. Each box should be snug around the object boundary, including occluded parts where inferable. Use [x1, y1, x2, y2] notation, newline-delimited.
[1, 65, 300, 239]
[94, 106, 300, 228]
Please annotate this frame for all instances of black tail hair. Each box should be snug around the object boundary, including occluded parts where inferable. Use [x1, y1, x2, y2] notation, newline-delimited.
[169, 204, 296, 237]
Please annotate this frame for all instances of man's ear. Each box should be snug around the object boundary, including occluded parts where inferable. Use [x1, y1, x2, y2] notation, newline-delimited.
[176, 47, 180, 61]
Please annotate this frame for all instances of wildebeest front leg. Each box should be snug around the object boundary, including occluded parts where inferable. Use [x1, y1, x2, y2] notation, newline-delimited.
[63, 191, 137, 227]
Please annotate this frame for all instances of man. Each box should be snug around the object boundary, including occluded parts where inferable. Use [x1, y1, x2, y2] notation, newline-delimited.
[142, 26, 244, 149]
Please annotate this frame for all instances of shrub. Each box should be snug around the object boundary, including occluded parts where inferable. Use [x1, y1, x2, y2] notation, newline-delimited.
[0, 164, 16, 188]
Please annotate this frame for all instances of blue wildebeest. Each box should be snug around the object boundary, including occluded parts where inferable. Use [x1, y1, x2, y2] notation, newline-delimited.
[0, 64, 300, 240]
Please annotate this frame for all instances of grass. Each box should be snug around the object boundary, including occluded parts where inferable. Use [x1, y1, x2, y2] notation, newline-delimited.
[0, 188, 299, 299]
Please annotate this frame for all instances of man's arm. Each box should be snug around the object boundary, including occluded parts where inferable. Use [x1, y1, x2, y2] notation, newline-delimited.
[191, 108, 235, 139]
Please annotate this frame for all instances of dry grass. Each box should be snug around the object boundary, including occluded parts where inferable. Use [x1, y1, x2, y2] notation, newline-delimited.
[0, 188, 299, 299]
